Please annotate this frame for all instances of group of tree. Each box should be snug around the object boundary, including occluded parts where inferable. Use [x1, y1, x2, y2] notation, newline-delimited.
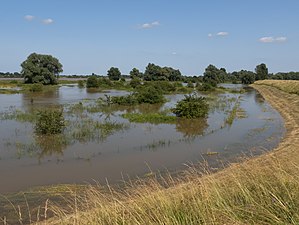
[143, 63, 182, 81]
[0, 72, 21, 78]
[17, 53, 299, 86]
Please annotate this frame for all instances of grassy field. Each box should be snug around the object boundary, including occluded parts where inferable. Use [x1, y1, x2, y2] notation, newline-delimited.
[3, 80, 299, 225]
[255, 79, 299, 95]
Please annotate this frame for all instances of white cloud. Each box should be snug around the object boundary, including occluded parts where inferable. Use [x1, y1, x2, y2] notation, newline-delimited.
[259, 37, 275, 43]
[42, 18, 54, 25]
[216, 31, 229, 36]
[24, 15, 34, 21]
[275, 37, 287, 42]
[172, 52, 177, 55]
[208, 33, 213, 38]
[140, 21, 160, 29]
[259, 36, 287, 43]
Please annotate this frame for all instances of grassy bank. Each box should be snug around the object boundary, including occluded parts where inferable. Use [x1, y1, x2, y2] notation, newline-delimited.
[4, 80, 299, 224]
[255, 79, 299, 95]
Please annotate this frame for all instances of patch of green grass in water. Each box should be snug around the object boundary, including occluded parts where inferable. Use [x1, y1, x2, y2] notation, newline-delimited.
[122, 112, 177, 124]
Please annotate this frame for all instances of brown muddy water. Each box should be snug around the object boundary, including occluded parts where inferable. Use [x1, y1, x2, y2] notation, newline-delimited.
[0, 84, 284, 193]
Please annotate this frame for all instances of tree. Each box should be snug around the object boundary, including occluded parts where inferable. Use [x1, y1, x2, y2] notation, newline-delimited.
[86, 75, 99, 88]
[129, 68, 143, 79]
[21, 53, 63, 85]
[203, 64, 220, 86]
[255, 63, 268, 80]
[144, 63, 182, 81]
[144, 63, 163, 81]
[240, 70, 256, 84]
[107, 67, 121, 81]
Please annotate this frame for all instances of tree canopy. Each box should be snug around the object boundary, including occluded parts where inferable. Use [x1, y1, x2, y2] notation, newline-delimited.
[255, 63, 268, 80]
[203, 64, 222, 86]
[21, 53, 63, 85]
[108, 67, 121, 81]
[129, 68, 143, 79]
[144, 63, 182, 81]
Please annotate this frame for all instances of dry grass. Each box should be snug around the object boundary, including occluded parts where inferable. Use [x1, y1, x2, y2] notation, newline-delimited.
[255, 80, 299, 95]
[4, 80, 299, 225]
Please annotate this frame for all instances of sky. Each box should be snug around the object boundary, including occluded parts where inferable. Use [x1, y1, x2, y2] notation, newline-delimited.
[0, 0, 299, 75]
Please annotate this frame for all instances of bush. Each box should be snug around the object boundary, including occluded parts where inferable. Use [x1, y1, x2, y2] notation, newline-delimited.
[78, 80, 85, 88]
[110, 86, 165, 105]
[172, 94, 209, 118]
[35, 108, 65, 134]
[196, 82, 215, 92]
[130, 78, 142, 88]
[29, 83, 43, 92]
[111, 94, 138, 105]
[86, 76, 99, 88]
[136, 86, 165, 104]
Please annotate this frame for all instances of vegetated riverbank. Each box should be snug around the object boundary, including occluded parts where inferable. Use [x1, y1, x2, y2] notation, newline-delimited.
[27, 80, 297, 225]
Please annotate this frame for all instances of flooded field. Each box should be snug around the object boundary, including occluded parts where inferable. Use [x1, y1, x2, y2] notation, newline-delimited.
[0, 84, 285, 193]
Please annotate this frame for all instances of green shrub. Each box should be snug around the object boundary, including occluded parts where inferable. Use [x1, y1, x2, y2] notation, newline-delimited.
[86, 76, 99, 88]
[130, 78, 142, 88]
[35, 108, 65, 134]
[136, 86, 165, 104]
[111, 94, 138, 105]
[111, 85, 165, 105]
[187, 81, 194, 88]
[29, 83, 43, 92]
[196, 82, 215, 92]
[78, 80, 85, 88]
[172, 94, 209, 118]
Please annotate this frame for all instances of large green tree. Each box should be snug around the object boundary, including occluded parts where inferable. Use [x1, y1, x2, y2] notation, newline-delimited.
[129, 68, 143, 79]
[203, 64, 220, 86]
[21, 53, 63, 85]
[239, 70, 256, 84]
[255, 63, 268, 80]
[107, 67, 121, 81]
[144, 63, 182, 81]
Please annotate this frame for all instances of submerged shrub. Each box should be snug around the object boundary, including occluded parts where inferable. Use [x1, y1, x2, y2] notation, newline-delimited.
[86, 76, 99, 88]
[172, 94, 209, 118]
[111, 85, 166, 105]
[136, 86, 165, 104]
[29, 83, 43, 92]
[196, 82, 215, 92]
[35, 108, 65, 134]
[78, 80, 85, 88]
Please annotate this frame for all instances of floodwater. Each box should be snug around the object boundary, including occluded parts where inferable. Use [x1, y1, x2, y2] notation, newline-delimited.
[0, 84, 285, 193]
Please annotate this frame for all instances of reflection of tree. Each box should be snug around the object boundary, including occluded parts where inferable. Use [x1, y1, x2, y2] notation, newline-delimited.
[176, 118, 208, 138]
[34, 134, 68, 160]
[22, 88, 60, 111]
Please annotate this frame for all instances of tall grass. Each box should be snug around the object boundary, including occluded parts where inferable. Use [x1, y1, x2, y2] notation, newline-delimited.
[46, 155, 299, 225]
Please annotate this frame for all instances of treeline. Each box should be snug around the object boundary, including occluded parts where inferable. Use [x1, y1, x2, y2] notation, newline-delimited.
[84, 63, 299, 85]
[3, 52, 299, 85]
[0, 72, 21, 78]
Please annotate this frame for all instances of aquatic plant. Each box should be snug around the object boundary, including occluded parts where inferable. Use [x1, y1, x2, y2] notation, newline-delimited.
[172, 94, 209, 118]
[35, 108, 65, 135]
[122, 112, 176, 124]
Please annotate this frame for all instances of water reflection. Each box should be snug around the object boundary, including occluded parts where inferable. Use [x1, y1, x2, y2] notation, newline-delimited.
[35, 134, 68, 160]
[176, 118, 208, 138]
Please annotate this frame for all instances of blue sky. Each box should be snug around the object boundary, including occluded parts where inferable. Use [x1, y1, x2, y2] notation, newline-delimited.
[1, 0, 298, 75]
